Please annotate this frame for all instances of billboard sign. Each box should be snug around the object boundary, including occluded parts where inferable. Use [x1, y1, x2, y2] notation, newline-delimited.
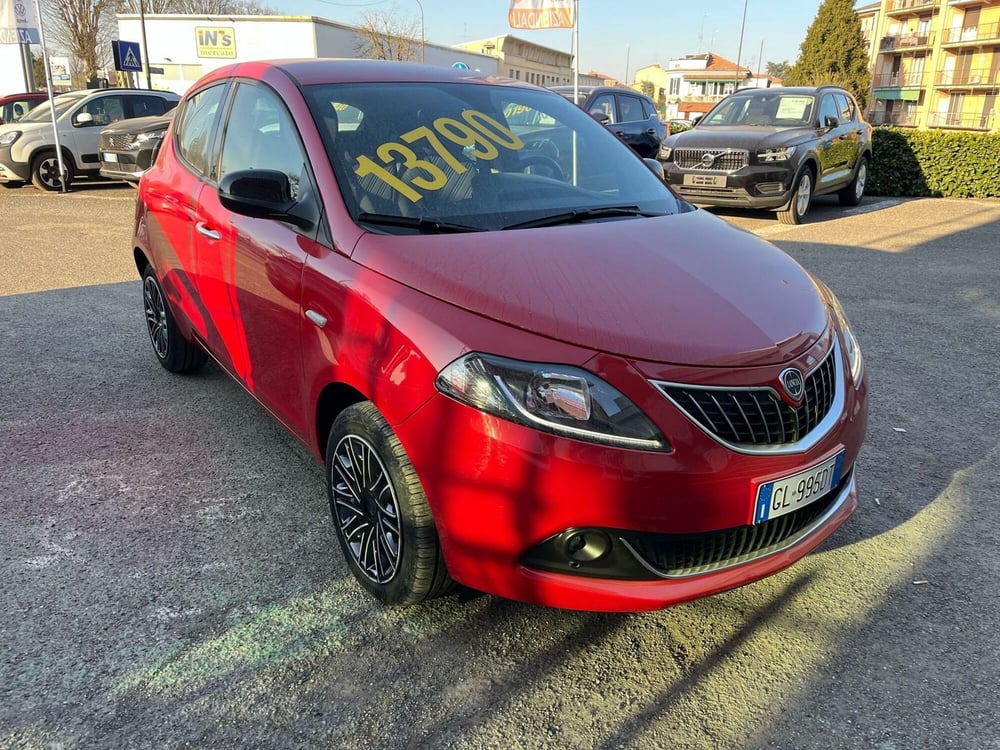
[508, 0, 574, 30]
[0, 0, 40, 44]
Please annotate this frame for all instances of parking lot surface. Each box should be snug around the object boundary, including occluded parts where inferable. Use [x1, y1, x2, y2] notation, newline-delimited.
[2, 186, 998, 749]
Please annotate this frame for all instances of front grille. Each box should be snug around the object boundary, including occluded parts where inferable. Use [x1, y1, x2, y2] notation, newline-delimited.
[620, 472, 849, 576]
[100, 134, 137, 151]
[674, 148, 748, 172]
[656, 348, 837, 448]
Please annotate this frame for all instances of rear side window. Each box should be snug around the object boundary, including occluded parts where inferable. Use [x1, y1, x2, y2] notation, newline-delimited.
[175, 83, 227, 178]
[640, 97, 656, 119]
[130, 95, 170, 118]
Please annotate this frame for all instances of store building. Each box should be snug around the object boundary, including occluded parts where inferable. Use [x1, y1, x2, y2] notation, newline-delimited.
[453, 34, 600, 87]
[114, 14, 497, 94]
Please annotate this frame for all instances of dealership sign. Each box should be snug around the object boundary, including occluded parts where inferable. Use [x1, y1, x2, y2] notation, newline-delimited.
[196, 26, 236, 58]
[508, 0, 574, 30]
[0, 0, 40, 44]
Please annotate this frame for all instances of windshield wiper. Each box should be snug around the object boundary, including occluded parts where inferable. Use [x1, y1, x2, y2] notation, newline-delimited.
[502, 205, 664, 231]
[357, 212, 481, 234]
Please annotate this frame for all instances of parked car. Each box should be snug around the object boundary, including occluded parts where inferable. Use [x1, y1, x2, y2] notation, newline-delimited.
[658, 86, 872, 224]
[549, 85, 666, 159]
[0, 88, 179, 191]
[134, 59, 867, 612]
[99, 110, 175, 182]
[0, 91, 48, 126]
[667, 118, 693, 134]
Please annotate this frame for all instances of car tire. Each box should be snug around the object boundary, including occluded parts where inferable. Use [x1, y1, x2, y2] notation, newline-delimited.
[30, 150, 73, 192]
[326, 402, 454, 606]
[838, 155, 869, 207]
[141, 264, 207, 373]
[778, 168, 813, 225]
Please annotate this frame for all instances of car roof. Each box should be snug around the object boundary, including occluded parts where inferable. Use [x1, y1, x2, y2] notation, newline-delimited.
[729, 85, 846, 97]
[0, 91, 48, 103]
[196, 58, 531, 89]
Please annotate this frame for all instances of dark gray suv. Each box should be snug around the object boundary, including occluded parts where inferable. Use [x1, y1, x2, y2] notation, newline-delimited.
[658, 86, 872, 224]
[550, 85, 667, 159]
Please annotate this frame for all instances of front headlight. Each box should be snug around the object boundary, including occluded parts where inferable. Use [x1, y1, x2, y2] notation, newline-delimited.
[757, 146, 795, 162]
[0, 130, 22, 147]
[436, 353, 669, 451]
[135, 129, 166, 144]
[828, 294, 863, 385]
[658, 144, 672, 160]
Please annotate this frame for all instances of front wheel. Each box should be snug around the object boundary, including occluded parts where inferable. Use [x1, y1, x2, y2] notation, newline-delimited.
[31, 151, 73, 192]
[839, 156, 869, 207]
[141, 265, 207, 373]
[778, 169, 813, 225]
[326, 402, 454, 606]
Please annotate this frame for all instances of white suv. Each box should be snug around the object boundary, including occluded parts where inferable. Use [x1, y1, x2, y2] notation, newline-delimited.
[0, 88, 179, 191]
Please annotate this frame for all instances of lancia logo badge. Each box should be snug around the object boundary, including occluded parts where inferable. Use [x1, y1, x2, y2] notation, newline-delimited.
[779, 368, 805, 402]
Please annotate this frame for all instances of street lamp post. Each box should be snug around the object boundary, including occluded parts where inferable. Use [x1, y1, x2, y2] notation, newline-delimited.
[735, 0, 748, 90]
[413, 0, 424, 63]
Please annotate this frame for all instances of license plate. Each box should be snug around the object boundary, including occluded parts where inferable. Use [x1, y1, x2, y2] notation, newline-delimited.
[683, 173, 726, 188]
[753, 451, 845, 524]
[102, 152, 118, 163]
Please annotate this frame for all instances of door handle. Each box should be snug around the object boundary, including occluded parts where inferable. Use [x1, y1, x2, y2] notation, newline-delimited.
[196, 222, 221, 241]
[646, 128, 658, 135]
[615, 130, 626, 136]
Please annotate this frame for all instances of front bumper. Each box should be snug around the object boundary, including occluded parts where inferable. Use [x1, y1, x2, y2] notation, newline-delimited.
[99, 150, 155, 182]
[395, 344, 868, 612]
[0, 147, 30, 182]
[664, 163, 796, 210]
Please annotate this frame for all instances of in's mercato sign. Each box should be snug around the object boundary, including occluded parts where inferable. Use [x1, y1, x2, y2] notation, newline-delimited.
[195, 26, 236, 58]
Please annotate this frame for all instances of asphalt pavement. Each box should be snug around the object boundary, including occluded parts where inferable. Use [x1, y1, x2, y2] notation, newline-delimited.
[1, 185, 998, 749]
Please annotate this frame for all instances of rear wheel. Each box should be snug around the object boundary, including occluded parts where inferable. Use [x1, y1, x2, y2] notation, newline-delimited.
[31, 151, 73, 192]
[839, 155, 869, 207]
[326, 402, 454, 605]
[778, 168, 812, 225]
[141, 264, 207, 373]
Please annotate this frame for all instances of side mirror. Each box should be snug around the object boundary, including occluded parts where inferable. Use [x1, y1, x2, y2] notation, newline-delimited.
[643, 158, 665, 179]
[823, 115, 839, 129]
[590, 111, 610, 125]
[74, 112, 94, 127]
[218, 169, 312, 228]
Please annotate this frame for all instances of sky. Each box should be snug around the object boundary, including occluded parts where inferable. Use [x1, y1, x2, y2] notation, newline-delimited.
[281, 0, 827, 80]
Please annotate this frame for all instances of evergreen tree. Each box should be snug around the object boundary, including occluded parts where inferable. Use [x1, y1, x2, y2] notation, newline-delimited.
[785, 0, 871, 109]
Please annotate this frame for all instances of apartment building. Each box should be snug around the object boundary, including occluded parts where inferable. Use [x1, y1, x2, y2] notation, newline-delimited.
[454, 35, 602, 87]
[860, 0, 1000, 131]
[633, 53, 756, 122]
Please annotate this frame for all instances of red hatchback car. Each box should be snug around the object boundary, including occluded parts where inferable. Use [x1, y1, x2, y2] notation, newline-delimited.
[133, 59, 868, 612]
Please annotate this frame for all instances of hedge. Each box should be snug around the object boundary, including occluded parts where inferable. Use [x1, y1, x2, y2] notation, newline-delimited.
[869, 127, 1000, 198]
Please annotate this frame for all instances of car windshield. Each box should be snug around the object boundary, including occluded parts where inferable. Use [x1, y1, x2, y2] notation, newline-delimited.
[21, 92, 89, 123]
[700, 93, 816, 128]
[303, 81, 684, 232]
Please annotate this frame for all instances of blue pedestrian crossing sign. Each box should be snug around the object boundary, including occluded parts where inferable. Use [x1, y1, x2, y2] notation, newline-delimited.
[112, 40, 143, 73]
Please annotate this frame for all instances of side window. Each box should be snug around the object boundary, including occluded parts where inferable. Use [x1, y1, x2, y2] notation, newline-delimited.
[617, 95, 644, 123]
[84, 95, 125, 125]
[129, 95, 169, 118]
[640, 97, 656, 120]
[834, 93, 855, 122]
[175, 83, 227, 178]
[219, 82, 307, 200]
[818, 94, 840, 127]
[587, 93, 616, 123]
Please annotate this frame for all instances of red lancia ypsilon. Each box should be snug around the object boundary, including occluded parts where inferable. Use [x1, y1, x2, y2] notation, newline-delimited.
[133, 59, 868, 612]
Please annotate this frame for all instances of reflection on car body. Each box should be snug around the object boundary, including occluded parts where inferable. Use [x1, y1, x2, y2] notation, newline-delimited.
[133, 60, 868, 612]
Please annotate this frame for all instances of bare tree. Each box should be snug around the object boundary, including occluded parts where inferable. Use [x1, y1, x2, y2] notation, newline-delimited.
[354, 5, 421, 61]
[42, 0, 117, 81]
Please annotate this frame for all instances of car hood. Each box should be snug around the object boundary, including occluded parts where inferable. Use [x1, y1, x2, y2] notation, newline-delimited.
[668, 126, 818, 151]
[101, 112, 174, 135]
[351, 210, 828, 367]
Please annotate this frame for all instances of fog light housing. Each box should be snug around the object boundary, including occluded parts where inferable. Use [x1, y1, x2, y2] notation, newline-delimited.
[756, 181, 785, 195]
[560, 529, 611, 564]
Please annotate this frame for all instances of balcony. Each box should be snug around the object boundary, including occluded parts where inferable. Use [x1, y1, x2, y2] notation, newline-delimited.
[879, 32, 934, 51]
[873, 71, 927, 88]
[934, 68, 1000, 87]
[926, 111, 994, 130]
[941, 21, 1000, 46]
[887, 0, 937, 14]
